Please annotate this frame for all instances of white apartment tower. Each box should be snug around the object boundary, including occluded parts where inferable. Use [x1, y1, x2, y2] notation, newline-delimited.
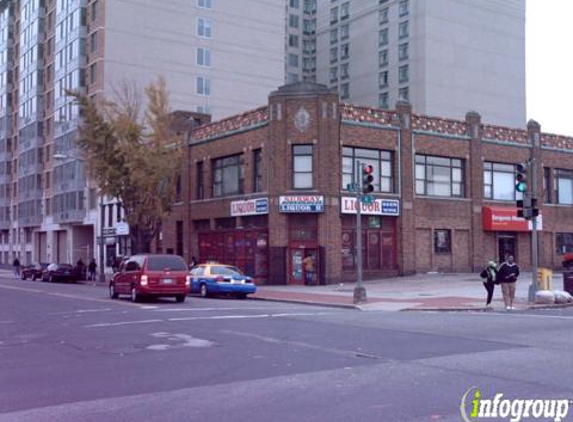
[286, 0, 526, 127]
[0, 0, 286, 266]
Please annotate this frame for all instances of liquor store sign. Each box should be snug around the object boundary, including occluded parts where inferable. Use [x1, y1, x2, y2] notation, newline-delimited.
[340, 197, 400, 216]
[279, 195, 325, 213]
[230, 198, 269, 216]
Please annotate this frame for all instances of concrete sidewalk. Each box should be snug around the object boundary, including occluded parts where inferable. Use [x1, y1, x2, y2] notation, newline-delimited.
[252, 272, 573, 311]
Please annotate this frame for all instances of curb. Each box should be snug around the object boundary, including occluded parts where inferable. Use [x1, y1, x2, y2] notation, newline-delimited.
[250, 296, 361, 310]
[402, 302, 573, 312]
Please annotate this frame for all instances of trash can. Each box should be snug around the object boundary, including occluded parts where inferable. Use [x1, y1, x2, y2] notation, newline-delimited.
[563, 271, 573, 295]
[537, 268, 554, 291]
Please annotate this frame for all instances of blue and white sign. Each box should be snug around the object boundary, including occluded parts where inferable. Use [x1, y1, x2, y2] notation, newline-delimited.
[279, 195, 325, 213]
[341, 197, 400, 216]
[230, 198, 269, 216]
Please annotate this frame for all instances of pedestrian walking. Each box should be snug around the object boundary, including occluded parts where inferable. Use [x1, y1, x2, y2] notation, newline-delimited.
[498, 254, 520, 311]
[88, 258, 97, 281]
[479, 260, 498, 308]
[76, 258, 85, 281]
[302, 253, 316, 285]
[12, 257, 20, 277]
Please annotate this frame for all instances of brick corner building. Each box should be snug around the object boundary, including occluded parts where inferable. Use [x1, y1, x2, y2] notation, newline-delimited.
[159, 81, 573, 285]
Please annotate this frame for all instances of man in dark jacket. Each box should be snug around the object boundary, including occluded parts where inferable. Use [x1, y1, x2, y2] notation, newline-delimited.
[498, 254, 520, 311]
[479, 260, 497, 308]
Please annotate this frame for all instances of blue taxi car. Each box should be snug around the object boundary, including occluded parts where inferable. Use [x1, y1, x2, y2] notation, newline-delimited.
[190, 263, 256, 299]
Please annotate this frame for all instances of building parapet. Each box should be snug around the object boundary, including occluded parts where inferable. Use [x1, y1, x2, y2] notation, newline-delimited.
[190, 106, 269, 143]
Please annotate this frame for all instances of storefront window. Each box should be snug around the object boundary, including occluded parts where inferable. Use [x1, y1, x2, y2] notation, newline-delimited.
[556, 233, 573, 254]
[434, 229, 451, 254]
[554, 169, 573, 205]
[341, 216, 396, 271]
[342, 147, 393, 193]
[212, 154, 244, 198]
[484, 162, 523, 201]
[416, 155, 464, 197]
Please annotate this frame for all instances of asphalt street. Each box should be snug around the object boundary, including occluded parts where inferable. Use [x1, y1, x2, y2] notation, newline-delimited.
[1, 275, 573, 422]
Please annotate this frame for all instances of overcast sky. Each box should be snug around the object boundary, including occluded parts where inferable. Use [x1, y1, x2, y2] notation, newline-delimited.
[526, 0, 573, 136]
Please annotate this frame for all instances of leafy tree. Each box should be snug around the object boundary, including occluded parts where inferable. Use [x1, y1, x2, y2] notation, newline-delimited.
[72, 78, 184, 253]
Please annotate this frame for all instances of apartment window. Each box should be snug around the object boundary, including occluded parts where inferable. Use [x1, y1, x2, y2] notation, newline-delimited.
[197, 18, 212, 37]
[196, 76, 211, 95]
[212, 154, 244, 197]
[198, 0, 212, 8]
[399, 42, 409, 61]
[330, 47, 338, 63]
[90, 31, 97, 54]
[340, 43, 349, 60]
[303, 18, 316, 35]
[379, 8, 388, 24]
[399, 21, 409, 38]
[342, 147, 393, 193]
[379, 28, 388, 46]
[554, 169, 573, 205]
[340, 23, 349, 40]
[543, 167, 552, 203]
[399, 87, 409, 101]
[556, 233, 573, 254]
[253, 149, 263, 192]
[330, 6, 338, 24]
[340, 63, 349, 79]
[290, 0, 299, 7]
[293, 145, 313, 189]
[91, 0, 98, 21]
[330, 67, 338, 83]
[287, 73, 299, 84]
[340, 2, 349, 20]
[379, 71, 388, 88]
[175, 174, 182, 202]
[330, 28, 338, 44]
[197, 47, 211, 66]
[434, 229, 451, 254]
[415, 155, 464, 197]
[289, 34, 299, 48]
[340, 82, 349, 99]
[289, 14, 299, 28]
[196, 161, 204, 199]
[89, 63, 96, 84]
[399, 64, 409, 83]
[379, 0, 388, 3]
[304, 0, 316, 14]
[288, 53, 299, 67]
[378, 92, 389, 109]
[399, 0, 409, 16]
[483, 162, 524, 201]
[379, 49, 388, 67]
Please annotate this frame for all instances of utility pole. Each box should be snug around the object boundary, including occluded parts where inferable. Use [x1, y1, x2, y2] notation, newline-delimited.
[353, 161, 373, 304]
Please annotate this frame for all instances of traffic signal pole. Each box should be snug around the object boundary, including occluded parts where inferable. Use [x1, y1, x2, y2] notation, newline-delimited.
[353, 161, 367, 304]
[529, 158, 539, 303]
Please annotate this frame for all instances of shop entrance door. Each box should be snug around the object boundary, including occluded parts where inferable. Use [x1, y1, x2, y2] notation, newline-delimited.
[289, 248, 318, 285]
[498, 234, 516, 264]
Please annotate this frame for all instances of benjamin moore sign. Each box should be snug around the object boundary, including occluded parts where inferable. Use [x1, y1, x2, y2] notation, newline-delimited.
[230, 198, 269, 216]
[279, 195, 324, 213]
[340, 197, 400, 216]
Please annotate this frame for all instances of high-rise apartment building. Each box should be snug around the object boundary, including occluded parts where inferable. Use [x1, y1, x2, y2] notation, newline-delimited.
[0, 0, 285, 266]
[286, 0, 526, 127]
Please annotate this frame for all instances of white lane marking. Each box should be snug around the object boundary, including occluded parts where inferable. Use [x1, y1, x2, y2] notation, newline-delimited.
[147, 333, 214, 351]
[75, 308, 112, 313]
[86, 319, 163, 328]
[86, 312, 333, 328]
[153, 307, 309, 312]
[469, 311, 573, 321]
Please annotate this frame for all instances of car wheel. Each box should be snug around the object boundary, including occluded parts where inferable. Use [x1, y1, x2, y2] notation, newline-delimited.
[32, 275, 38, 281]
[199, 284, 209, 298]
[175, 295, 186, 303]
[131, 286, 140, 303]
[109, 283, 118, 299]
[21, 274, 26, 280]
[237, 293, 247, 300]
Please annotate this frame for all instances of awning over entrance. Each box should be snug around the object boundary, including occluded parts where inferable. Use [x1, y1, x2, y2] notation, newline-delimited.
[482, 206, 543, 232]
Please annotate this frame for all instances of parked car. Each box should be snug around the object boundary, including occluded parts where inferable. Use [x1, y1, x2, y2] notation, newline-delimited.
[41, 263, 77, 283]
[109, 254, 191, 303]
[190, 263, 256, 299]
[563, 253, 573, 270]
[21, 263, 49, 281]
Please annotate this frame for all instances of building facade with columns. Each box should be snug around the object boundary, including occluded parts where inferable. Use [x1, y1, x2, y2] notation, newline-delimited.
[159, 81, 573, 285]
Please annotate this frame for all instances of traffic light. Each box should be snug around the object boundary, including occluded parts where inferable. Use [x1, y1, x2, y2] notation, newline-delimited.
[515, 162, 528, 193]
[362, 165, 374, 194]
[530, 197, 539, 218]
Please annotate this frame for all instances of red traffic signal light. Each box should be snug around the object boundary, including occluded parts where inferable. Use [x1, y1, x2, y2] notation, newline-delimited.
[362, 165, 375, 194]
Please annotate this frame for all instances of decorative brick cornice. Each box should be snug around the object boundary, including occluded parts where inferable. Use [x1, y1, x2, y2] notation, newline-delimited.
[482, 124, 529, 145]
[340, 103, 397, 126]
[189, 106, 269, 143]
[541, 133, 573, 151]
[412, 115, 468, 137]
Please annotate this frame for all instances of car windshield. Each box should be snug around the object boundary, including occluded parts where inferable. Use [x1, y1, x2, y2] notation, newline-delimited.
[147, 256, 188, 271]
[210, 266, 244, 276]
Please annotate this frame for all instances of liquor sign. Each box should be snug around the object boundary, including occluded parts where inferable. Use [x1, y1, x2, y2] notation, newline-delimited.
[340, 197, 400, 216]
[230, 198, 269, 216]
[279, 195, 324, 213]
[482, 206, 543, 232]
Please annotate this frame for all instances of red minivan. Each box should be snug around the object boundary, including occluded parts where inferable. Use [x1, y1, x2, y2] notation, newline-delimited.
[109, 254, 191, 303]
